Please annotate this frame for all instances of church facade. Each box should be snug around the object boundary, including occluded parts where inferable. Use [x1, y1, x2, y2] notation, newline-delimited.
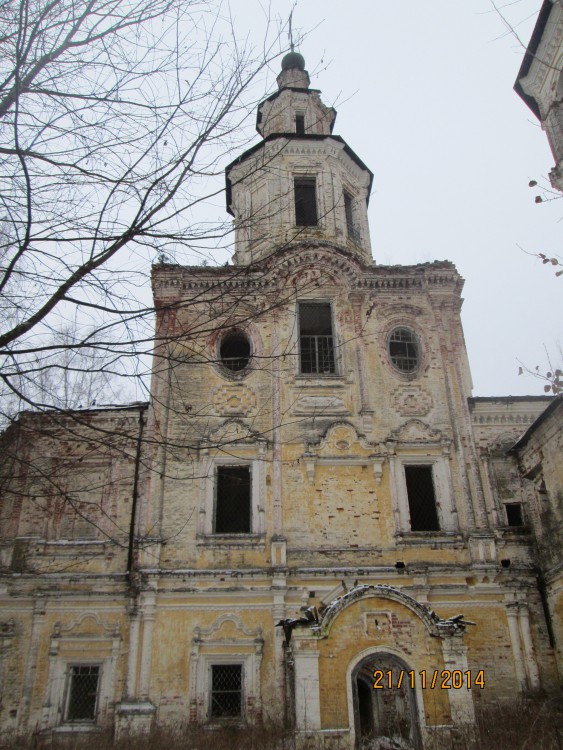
[0, 49, 561, 749]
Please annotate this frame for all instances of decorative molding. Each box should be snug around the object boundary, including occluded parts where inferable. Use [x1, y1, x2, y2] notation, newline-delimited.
[387, 419, 443, 444]
[212, 385, 257, 417]
[392, 386, 433, 417]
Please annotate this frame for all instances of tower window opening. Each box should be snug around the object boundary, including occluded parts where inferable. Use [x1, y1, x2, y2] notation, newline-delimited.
[215, 465, 251, 534]
[505, 502, 524, 527]
[294, 176, 318, 226]
[389, 328, 420, 373]
[404, 465, 440, 532]
[344, 191, 360, 243]
[295, 112, 305, 134]
[299, 302, 335, 374]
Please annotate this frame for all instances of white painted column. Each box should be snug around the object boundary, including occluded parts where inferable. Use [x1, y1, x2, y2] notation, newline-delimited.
[125, 603, 141, 699]
[506, 603, 527, 690]
[138, 591, 156, 700]
[518, 604, 540, 689]
[440, 634, 476, 724]
[293, 647, 321, 731]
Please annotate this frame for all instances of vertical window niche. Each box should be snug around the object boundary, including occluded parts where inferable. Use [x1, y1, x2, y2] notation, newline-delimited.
[214, 465, 251, 534]
[294, 176, 318, 226]
[404, 465, 440, 532]
[298, 302, 336, 375]
[295, 111, 305, 134]
[344, 191, 360, 243]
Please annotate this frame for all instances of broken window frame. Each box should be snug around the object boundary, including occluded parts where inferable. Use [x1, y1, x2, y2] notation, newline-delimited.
[505, 502, 525, 528]
[214, 464, 252, 534]
[404, 464, 441, 532]
[219, 330, 252, 373]
[294, 175, 318, 226]
[298, 301, 337, 375]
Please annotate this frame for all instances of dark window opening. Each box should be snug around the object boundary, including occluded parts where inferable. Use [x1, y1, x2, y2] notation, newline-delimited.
[210, 664, 243, 719]
[505, 503, 524, 527]
[294, 177, 318, 226]
[404, 465, 440, 532]
[220, 332, 251, 372]
[215, 465, 251, 534]
[344, 192, 360, 243]
[389, 328, 420, 373]
[66, 665, 99, 722]
[295, 113, 305, 134]
[299, 302, 335, 374]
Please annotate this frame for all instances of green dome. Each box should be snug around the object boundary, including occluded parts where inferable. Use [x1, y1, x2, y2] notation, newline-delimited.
[281, 51, 305, 71]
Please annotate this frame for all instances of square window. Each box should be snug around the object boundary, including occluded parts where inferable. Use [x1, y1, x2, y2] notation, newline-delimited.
[298, 302, 335, 374]
[215, 465, 251, 534]
[404, 465, 440, 531]
[294, 177, 318, 226]
[65, 665, 100, 722]
[210, 664, 243, 719]
[505, 502, 524, 527]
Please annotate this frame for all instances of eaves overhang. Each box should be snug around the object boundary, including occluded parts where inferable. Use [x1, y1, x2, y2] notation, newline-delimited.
[225, 133, 374, 216]
[514, 0, 555, 120]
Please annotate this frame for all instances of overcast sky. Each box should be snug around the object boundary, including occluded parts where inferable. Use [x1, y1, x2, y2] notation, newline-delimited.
[224, 0, 561, 397]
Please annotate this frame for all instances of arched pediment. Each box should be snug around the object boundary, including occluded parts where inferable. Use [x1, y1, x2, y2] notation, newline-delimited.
[313, 421, 373, 456]
[387, 419, 443, 445]
[319, 584, 440, 637]
[206, 419, 262, 448]
[269, 243, 364, 288]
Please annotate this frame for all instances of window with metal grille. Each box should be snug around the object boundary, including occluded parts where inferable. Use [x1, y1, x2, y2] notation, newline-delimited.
[295, 112, 305, 134]
[66, 665, 100, 722]
[505, 502, 524, 527]
[215, 465, 251, 534]
[294, 176, 318, 226]
[210, 664, 243, 719]
[389, 328, 420, 373]
[299, 302, 335, 374]
[404, 465, 440, 532]
[344, 191, 360, 243]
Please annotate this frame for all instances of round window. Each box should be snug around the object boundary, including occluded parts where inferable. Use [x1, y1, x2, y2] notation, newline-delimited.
[219, 331, 251, 372]
[388, 327, 420, 373]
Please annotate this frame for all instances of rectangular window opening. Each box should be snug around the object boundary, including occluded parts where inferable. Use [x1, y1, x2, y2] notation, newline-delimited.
[299, 302, 335, 375]
[294, 176, 318, 226]
[505, 502, 524, 527]
[344, 191, 360, 243]
[295, 112, 305, 134]
[404, 465, 440, 532]
[215, 465, 251, 534]
[66, 665, 100, 723]
[210, 664, 243, 719]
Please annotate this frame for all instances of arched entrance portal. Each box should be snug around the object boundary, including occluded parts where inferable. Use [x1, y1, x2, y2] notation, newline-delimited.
[352, 653, 422, 749]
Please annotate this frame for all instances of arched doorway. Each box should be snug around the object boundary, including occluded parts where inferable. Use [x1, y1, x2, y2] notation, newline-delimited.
[352, 652, 422, 749]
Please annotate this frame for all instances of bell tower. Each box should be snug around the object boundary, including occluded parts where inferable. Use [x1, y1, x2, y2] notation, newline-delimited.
[226, 52, 373, 265]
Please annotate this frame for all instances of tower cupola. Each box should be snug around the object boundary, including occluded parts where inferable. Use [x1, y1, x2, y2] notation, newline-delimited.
[226, 52, 373, 266]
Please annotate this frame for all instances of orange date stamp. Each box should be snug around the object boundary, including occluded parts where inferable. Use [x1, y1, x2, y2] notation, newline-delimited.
[373, 669, 485, 690]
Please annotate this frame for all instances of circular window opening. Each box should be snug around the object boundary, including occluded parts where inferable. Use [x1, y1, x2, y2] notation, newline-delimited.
[220, 331, 251, 372]
[388, 327, 420, 373]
